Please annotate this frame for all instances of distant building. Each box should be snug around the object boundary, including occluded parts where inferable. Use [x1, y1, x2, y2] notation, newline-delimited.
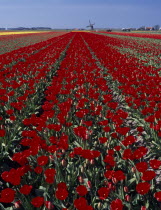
[145, 27, 154, 31]
[122, 28, 131, 32]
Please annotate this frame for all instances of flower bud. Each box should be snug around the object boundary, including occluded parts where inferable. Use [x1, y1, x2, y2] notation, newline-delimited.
[81, 166, 85, 173]
[78, 176, 83, 183]
[124, 186, 128, 192]
[125, 195, 130, 202]
[107, 182, 113, 189]
[87, 181, 91, 188]
[62, 149, 65, 154]
[90, 159, 95, 165]
[44, 129, 48, 133]
[61, 159, 67, 167]
[104, 142, 108, 147]
[14, 201, 21, 208]
[49, 155, 54, 161]
[112, 177, 117, 184]
[131, 167, 136, 172]
[98, 202, 102, 209]
[45, 201, 54, 210]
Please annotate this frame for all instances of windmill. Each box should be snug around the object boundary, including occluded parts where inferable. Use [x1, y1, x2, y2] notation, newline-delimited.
[86, 20, 95, 30]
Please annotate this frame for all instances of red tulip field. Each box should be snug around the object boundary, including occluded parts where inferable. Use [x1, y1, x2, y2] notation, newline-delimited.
[1, 31, 161, 209]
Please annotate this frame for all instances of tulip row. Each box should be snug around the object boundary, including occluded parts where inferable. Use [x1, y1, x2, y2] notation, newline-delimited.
[82, 32, 161, 140]
[0, 32, 71, 69]
[97, 32, 161, 69]
[82, 32, 161, 208]
[0, 33, 74, 163]
[0, 32, 67, 54]
[98, 31, 161, 40]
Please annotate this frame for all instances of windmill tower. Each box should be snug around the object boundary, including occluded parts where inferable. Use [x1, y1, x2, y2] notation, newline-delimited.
[86, 20, 95, 30]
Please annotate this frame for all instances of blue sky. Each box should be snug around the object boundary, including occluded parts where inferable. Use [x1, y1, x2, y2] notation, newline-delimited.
[0, 0, 160, 28]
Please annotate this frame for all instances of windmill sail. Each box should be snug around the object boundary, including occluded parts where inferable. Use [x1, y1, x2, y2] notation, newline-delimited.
[86, 20, 95, 30]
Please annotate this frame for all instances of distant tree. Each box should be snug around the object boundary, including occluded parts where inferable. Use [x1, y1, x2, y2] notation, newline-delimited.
[153, 25, 160, 31]
[138, 26, 145, 30]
